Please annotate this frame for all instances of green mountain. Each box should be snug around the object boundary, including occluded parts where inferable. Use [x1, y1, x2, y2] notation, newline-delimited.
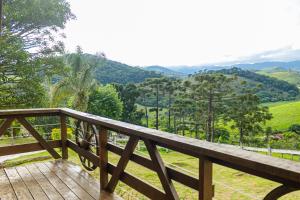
[144, 66, 187, 77]
[84, 55, 162, 84]
[197, 68, 300, 102]
[256, 67, 300, 88]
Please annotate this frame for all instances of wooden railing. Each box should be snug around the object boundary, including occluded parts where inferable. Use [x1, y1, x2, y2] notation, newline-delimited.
[0, 108, 300, 200]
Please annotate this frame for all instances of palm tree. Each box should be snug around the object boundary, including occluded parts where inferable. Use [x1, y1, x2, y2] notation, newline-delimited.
[52, 47, 104, 111]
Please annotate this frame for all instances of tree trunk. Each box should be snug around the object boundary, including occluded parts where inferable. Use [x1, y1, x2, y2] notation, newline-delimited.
[0, 0, 3, 35]
[207, 92, 213, 141]
[182, 115, 185, 136]
[211, 111, 215, 142]
[155, 85, 159, 130]
[239, 128, 243, 147]
[168, 92, 171, 130]
[145, 106, 148, 127]
[174, 115, 177, 134]
[195, 124, 199, 139]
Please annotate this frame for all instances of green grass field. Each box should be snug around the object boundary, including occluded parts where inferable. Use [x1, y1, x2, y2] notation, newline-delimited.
[265, 100, 300, 130]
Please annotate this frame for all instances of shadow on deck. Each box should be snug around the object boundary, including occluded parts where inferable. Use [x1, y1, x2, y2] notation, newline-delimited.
[0, 160, 121, 200]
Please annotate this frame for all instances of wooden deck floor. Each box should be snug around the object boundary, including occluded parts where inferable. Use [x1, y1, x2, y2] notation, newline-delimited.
[0, 160, 121, 200]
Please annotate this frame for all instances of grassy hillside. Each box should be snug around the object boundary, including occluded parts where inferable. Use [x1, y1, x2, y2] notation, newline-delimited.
[257, 68, 300, 88]
[265, 100, 300, 130]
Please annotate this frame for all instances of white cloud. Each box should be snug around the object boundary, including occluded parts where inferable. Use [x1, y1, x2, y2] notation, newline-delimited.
[64, 0, 300, 66]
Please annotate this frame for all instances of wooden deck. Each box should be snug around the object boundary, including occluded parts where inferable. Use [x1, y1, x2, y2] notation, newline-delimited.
[0, 160, 121, 200]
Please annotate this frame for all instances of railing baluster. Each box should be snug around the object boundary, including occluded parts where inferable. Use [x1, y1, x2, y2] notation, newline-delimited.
[99, 127, 108, 190]
[60, 114, 68, 160]
[199, 157, 213, 200]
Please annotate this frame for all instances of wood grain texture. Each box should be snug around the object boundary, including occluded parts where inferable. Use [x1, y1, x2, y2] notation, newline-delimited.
[34, 162, 80, 200]
[0, 169, 17, 200]
[26, 164, 64, 200]
[199, 158, 213, 200]
[4, 168, 34, 200]
[16, 166, 49, 200]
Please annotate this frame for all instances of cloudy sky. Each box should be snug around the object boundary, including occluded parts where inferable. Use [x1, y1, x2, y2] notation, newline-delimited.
[64, 0, 300, 66]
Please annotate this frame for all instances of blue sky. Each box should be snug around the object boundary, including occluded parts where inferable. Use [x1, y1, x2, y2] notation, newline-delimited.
[64, 0, 300, 67]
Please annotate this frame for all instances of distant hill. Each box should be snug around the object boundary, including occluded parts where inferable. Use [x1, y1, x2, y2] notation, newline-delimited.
[256, 67, 300, 88]
[83, 54, 162, 84]
[195, 68, 299, 102]
[169, 60, 300, 74]
[144, 66, 187, 77]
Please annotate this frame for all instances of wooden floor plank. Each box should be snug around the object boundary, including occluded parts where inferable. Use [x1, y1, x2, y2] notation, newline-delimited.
[4, 168, 34, 200]
[0, 168, 17, 200]
[53, 160, 122, 200]
[16, 166, 49, 200]
[54, 160, 100, 187]
[42, 162, 95, 200]
[45, 162, 99, 199]
[34, 163, 80, 200]
[25, 164, 64, 200]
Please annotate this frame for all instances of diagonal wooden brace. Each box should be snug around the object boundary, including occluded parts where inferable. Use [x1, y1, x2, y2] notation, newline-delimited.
[17, 117, 61, 159]
[144, 139, 179, 200]
[106, 136, 139, 193]
[0, 118, 14, 137]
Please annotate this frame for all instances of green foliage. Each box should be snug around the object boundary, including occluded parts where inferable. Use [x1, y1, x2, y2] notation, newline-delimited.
[3, 0, 74, 53]
[288, 124, 300, 134]
[51, 128, 73, 140]
[93, 59, 161, 84]
[114, 84, 143, 124]
[87, 85, 123, 120]
[216, 67, 299, 102]
[0, 34, 46, 108]
[52, 48, 104, 111]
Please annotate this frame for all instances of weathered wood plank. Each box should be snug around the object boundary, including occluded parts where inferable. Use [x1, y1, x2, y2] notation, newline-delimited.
[0, 118, 14, 137]
[25, 164, 63, 200]
[0, 140, 61, 156]
[0, 169, 17, 200]
[17, 117, 61, 159]
[106, 136, 139, 193]
[0, 108, 60, 118]
[44, 162, 100, 199]
[38, 163, 94, 200]
[34, 162, 80, 200]
[16, 166, 49, 200]
[199, 158, 213, 200]
[60, 114, 68, 159]
[4, 168, 34, 200]
[145, 139, 179, 200]
[99, 127, 108, 190]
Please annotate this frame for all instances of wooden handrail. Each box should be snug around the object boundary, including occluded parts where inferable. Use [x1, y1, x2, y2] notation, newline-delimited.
[0, 108, 299, 200]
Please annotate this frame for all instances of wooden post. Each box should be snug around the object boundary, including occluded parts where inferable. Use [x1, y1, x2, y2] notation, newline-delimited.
[199, 158, 213, 200]
[99, 127, 108, 190]
[60, 115, 68, 160]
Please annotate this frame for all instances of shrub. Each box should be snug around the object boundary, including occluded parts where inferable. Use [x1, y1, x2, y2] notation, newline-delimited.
[51, 128, 73, 140]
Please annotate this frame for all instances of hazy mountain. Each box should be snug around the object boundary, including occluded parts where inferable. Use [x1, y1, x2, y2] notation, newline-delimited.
[168, 60, 300, 74]
[144, 65, 187, 77]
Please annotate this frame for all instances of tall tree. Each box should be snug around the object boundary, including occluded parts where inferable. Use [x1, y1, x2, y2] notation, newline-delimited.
[2, 0, 74, 53]
[114, 83, 143, 124]
[229, 90, 272, 146]
[141, 77, 167, 130]
[163, 79, 182, 131]
[0, 0, 3, 35]
[52, 47, 105, 111]
[186, 73, 234, 141]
